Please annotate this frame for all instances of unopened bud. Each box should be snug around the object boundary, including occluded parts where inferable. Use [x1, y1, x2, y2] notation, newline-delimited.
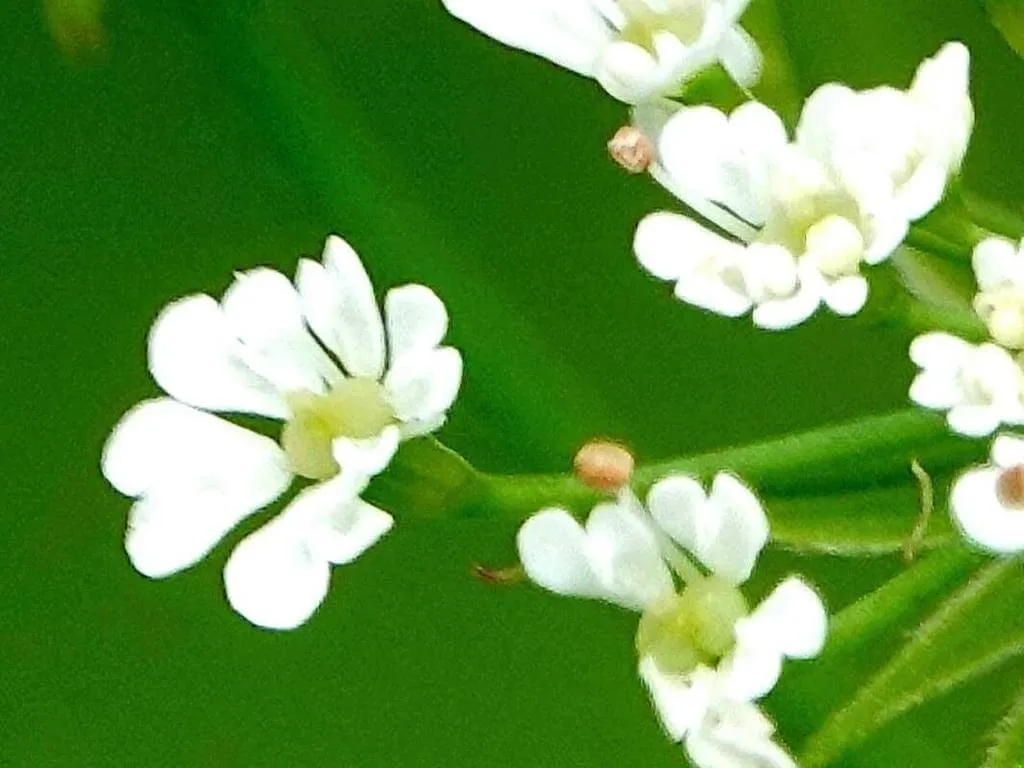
[997, 465, 1024, 508]
[607, 126, 654, 174]
[574, 440, 635, 492]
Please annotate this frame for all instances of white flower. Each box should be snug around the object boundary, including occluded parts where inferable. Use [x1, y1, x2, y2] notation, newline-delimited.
[951, 434, 1024, 554]
[795, 43, 972, 222]
[635, 99, 908, 329]
[515, 473, 826, 759]
[909, 332, 1024, 438]
[972, 236, 1024, 349]
[102, 235, 463, 629]
[645, 473, 827, 701]
[440, 0, 762, 104]
[640, 661, 797, 768]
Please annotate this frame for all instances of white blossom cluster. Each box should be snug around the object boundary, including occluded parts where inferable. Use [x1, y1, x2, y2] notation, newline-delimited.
[634, 43, 972, 330]
[518, 473, 826, 767]
[917, 235, 1024, 556]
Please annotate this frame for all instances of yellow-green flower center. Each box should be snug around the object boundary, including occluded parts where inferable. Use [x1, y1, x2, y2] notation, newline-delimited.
[618, 0, 709, 50]
[281, 378, 396, 480]
[635, 575, 749, 676]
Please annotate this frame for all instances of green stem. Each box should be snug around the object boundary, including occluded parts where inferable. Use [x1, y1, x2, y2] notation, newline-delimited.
[962, 189, 1024, 241]
[479, 409, 984, 521]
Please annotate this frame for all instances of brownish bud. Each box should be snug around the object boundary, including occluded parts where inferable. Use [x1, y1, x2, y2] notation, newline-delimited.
[997, 465, 1024, 508]
[574, 439, 635, 492]
[607, 126, 654, 174]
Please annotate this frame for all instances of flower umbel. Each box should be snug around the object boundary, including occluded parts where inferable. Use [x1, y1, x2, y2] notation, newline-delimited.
[440, 0, 762, 104]
[102, 235, 463, 629]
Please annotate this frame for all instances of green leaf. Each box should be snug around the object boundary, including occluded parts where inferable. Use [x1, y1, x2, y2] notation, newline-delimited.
[825, 545, 986, 658]
[800, 557, 1024, 767]
[986, 0, 1024, 57]
[984, 679, 1024, 768]
[765, 480, 958, 556]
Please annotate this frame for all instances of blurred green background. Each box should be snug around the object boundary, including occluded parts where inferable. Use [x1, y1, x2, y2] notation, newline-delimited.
[3, 0, 1024, 765]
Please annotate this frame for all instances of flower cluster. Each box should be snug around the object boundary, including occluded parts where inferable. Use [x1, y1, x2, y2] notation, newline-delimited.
[441, 0, 762, 104]
[97, 1, 1023, 763]
[102, 235, 462, 629]
[634, 43, 971, 329]
[936, 236, 1024, 555]
[517, 473, 826, 767]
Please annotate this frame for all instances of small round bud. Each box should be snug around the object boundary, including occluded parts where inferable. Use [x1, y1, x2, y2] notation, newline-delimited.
[607, 126, 654, 174]
[574, 440, 635, 492]
[997, 465, 1024, 508]
[805, 214, 864, 278]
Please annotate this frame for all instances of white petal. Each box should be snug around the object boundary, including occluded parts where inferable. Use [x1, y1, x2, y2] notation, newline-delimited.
[586, 501, 674, 610]
[384, 347, 463, 423]
[951, 466, 1024, 554]
[277, 473, 392, 565]
[897, 159, 949, 222]
[686, 716, 797, 768]
[648, 163, 760, 242]
[221, 268, 341, 393]
[659, 107, 738, 214]
[717, 25, 762, 89]
[102, 399, 292, 578]
[385, 284, 449, 363]
[595, 40, 664, 104]
[517, 509, 604, 600]
[635, 212, 694, 282]
[720, 640, 783, 702]
[863, 214, 909, 264]
[675, 272, 754, 318]
[909, 369, 963, 410]
[398, 413, 447, 440]
[750, 280, 820, 330]
[696, 473, 768, 584]
[909, 332, 971, 368]
[742, 577, 827, 659]
[638, 656, 709, 742]
[332, 425, 401, 478]
[973, 237, 1021, 290]
[296, 236, 386, 379]
[440, 0, 610, 77]
[947, 404, 1000, 438]
[822, 276, 868, 316]
[319, 499, 394, 565]
[647, 474, 709, 557]
[223, 515, 330, 630]
[723, 102, 788, 223]
[148, 295, 286, 418]
[795, 83, 856, 162]
[992, 434, 1024, 468]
